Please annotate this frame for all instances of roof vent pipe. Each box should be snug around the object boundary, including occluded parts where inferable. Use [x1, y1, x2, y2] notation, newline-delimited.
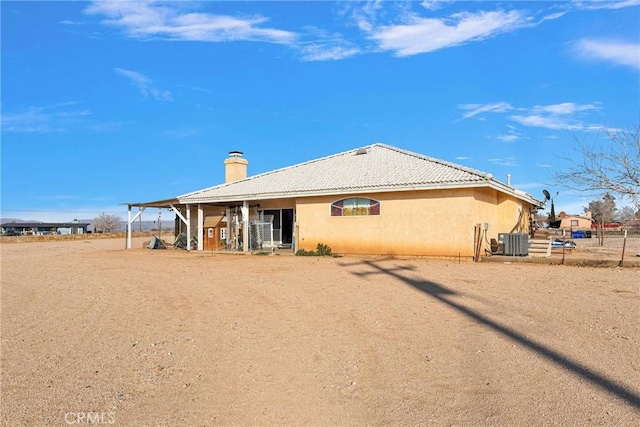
[507, 173, 511, 186]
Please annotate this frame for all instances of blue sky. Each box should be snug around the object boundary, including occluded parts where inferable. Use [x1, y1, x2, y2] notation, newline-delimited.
[2, 0, 639, 222]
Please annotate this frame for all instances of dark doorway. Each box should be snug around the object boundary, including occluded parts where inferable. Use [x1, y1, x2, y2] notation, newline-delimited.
[282, 208, 294, 245]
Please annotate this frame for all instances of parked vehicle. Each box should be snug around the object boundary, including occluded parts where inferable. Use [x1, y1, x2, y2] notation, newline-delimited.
[551, 239, 577, 248]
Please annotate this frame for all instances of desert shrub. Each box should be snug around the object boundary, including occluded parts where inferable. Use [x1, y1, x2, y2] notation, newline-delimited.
[295, 243, 332, 256]
[295, 248, 317, 256]
[315, 243, 332, 256]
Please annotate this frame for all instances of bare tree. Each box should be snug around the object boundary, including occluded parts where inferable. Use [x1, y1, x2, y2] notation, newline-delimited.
[94, 213, 122, 233]
[617, 205, 638, 222]
[585, 193, 617, 246]
[553, 124, 640, 210]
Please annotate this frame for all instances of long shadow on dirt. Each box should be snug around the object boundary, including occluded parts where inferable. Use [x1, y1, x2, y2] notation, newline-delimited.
[342, 259, 640, 409]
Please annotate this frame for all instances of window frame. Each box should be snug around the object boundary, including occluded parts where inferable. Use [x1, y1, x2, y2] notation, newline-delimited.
[330, 197, 381, 217]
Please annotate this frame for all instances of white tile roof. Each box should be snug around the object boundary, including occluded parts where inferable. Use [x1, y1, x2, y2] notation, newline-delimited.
[179, 143, 541, 205]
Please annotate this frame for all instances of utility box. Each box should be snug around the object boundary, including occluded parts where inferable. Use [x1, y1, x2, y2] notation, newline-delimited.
[498, 233, 529, 256]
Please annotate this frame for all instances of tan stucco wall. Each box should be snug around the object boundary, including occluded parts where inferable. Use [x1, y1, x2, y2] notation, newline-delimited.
[295, 188, 533, 258]
[559, 217, 592, 230]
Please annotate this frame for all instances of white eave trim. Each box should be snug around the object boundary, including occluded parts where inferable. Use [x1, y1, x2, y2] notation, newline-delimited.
[178, 181, 542, 206]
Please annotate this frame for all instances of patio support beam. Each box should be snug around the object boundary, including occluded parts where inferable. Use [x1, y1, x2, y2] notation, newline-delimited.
[197, 204, 203, 251]
[241, 201, 249, 252]
[186, 204, 191, 252]
[226, 207, 231, 250]
[126, 205, 146, 249]
[169, 204, 187, 225]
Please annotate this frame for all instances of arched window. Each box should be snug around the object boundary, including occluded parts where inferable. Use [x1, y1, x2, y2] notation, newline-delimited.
[331, 197, 380, 216]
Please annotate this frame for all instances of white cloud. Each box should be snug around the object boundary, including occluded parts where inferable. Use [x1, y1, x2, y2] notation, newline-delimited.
[367, 10, 529, 56]
[115, 68, 172, 101]
[530, 102, 599, 115]
[296, 26, 360, 61]
[508, 102, 603, 131]
[509, 114, 584, 130]
[539, 11, 568, 22]
[85, 1, 297, 45]
[496, 134, 520, 142]
[457, 102, 513, 120]
[420, 0, 453, 11]
[1, 102, 91, 133]
[572, 0, 640, 10]
[457, 100, 604, 132]
[488, 157, 518, 167]
[574, 39, 640, 70]
[298, 44, 360, 61]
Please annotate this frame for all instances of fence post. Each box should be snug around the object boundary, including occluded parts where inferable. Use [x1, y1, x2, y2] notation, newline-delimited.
[619, 229, 627, 267]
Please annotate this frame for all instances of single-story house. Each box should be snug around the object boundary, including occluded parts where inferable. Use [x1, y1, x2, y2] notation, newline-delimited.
[553, 212, 593, 230]
[126, 143, 543, 259]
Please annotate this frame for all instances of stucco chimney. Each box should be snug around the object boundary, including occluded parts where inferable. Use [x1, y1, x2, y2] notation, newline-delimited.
[586, 210, 592, 219]
[224, 151, 248, 183]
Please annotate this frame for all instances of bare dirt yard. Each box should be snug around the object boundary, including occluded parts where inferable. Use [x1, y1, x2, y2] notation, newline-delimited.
[1, 237, 639, 426]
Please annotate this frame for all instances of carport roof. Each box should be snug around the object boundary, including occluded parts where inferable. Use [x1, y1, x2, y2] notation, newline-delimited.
[178, 143, 542, 206]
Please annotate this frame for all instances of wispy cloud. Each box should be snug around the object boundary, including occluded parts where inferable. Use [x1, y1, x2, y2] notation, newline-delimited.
[496, 134, 520, 142]
[458, 102, 513, 121]
[508, 102, 601, 131]
[115, 68, 172, 101]
[297, 26, 360, 61]
[488, 157, 518, 167]
[572, 0, 640, 10]
[420, 0, 454, 11]
[573, 39, 640, 70]
[457, 101, 604, 132]
[298, 44, 360, 61]
[509, 114, 584, 131]
[530, 102, 598, 115]
[1, 102, 91, 133]
[85, 1, 297, 45]
[496, 124, 523, 142]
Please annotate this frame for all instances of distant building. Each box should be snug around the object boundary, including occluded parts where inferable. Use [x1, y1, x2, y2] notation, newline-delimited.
[1, 220, 90, 235]
[552, 211, 593, 230]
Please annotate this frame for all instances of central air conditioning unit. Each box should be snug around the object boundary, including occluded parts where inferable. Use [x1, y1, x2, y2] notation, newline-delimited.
[498, 233, 529, 256]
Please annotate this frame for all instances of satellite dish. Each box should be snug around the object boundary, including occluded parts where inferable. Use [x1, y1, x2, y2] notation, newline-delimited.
[543, 189, 551, 201]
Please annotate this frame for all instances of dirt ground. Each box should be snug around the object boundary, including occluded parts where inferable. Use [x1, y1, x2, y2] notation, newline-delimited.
[1, 237, 639, 426]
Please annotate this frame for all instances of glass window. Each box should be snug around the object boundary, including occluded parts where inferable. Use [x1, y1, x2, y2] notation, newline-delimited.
[331, 198, 380, 216]
[571, 220, 579, 226]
